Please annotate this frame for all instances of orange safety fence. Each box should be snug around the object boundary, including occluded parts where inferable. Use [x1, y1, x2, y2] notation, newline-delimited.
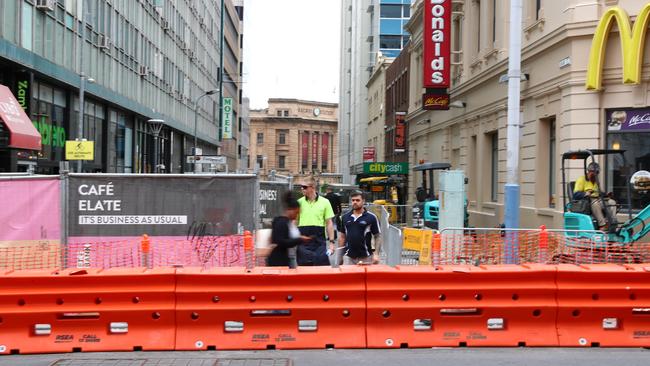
[432, 229, 650, 265]
[0, 235, 246, 271]
[365, 264, 559, 348]
[555, 264, 650, 347]
[175, 266, 367, 350]
[0, 268, 176, 355]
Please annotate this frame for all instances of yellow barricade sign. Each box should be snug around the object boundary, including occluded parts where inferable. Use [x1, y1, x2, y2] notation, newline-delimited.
[419, 230, 433, 265]
[403, 228, 424, 251]
[66, 140, 94, 160]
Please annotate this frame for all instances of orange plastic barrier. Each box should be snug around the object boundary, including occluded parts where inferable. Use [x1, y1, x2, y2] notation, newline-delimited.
[175, 266, 367, 350]
[556, 264, 650, 347]
[0, 268, 176, 354]
[365, 264, 559, 348]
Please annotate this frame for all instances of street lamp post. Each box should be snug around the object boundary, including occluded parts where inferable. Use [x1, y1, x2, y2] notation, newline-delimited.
[76, 0, 87, 173]
[147, 119, 165, 173]
[193, 89, 219, 173]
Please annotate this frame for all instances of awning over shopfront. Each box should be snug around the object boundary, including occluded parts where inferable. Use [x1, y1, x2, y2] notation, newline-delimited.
[0, 84, 41, 150]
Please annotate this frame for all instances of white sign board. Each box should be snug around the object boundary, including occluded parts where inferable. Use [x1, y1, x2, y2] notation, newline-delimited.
[187, 155, 227, 164]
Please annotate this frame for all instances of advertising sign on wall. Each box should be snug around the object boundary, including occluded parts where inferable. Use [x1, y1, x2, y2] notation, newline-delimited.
[311, 132, 319, 168]
[302, 132, 309, 169]
[221, 97, 233, 139]
[322, 132, 329, 169]
[395, 112, 406, 152]
[363, 146, 376, 162]
[423, 0, 452, 89]
[607, 108, 650, 132]
[258, 181, 290, 226]
[423, 92, 450, 110]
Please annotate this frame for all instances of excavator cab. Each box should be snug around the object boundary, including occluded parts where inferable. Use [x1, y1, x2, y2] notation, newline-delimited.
[562, 149, 650, 244]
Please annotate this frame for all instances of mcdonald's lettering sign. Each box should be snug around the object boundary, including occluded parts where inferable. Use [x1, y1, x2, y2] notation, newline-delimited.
[586, 5, 650, 90]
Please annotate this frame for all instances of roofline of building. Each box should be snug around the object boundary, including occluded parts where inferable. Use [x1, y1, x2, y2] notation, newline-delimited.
[266, 98, 339, 107]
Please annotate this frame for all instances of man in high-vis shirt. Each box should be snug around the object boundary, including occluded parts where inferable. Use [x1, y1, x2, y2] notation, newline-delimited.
[297, 177, 336, 266]
[573, 162, 617, 230]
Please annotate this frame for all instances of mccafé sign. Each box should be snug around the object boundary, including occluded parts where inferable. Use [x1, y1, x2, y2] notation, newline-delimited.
[423, 92, 450, 110]
[423, 0, 452, 88]
[586, 4, 650, 90]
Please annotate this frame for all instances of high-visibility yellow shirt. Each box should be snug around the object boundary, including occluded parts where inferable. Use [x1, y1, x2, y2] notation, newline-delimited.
[297, 195, 334, 227]
[574, 175, 600, 198]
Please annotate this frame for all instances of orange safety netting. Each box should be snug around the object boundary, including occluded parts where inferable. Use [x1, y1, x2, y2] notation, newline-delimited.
[433, 231, 650, 265]
[0, 235, 247, 271]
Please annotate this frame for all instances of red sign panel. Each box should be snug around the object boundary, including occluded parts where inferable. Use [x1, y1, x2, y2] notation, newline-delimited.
[423, 93, 450, 110]
[0, 84, 41, 150]
[363, 146, 376, 162]
[423, 0, 452, 89]
[311, 132, 319, 168]
[321, 132, 329, 170]
[394, 112, 406, 152]
[301, 132, 309, 169]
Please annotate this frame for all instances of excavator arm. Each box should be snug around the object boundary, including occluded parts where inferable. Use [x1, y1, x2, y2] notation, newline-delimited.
[616, 203, 650, 243]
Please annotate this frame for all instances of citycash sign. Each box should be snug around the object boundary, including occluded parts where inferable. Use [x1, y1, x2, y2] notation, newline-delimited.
[586, 4, 650, 90]
[423, 0, 452, 89]
[363, 162, 409, 175]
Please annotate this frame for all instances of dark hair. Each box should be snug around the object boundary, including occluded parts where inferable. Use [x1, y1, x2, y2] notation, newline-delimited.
[283, 191, 300, 209]
[350, 190, 365, 200]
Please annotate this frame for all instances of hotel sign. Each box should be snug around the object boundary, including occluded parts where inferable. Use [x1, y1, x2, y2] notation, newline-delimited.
[423, 0, 452, 88]
[221, 97, 233, 139]
[586, 5, 650, 90]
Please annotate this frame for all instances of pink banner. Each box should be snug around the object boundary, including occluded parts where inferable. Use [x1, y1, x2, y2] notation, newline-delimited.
[322, 132, 329, 170]
[312, 133, 319, 168]
[0, 178, 60, 243]
[302, 132, 309, 169]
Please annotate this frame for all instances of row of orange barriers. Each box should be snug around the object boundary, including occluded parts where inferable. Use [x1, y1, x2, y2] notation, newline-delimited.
[0, 264, 648, 354]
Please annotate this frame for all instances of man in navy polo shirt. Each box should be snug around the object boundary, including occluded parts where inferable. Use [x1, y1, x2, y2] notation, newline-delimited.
[338, 191, 382, 265]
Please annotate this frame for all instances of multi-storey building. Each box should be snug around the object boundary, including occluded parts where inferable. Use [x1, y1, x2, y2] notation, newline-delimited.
[339, 0, 412, 183]
[250, 99, 339, 183]
[406, 0, 650, 228]
[0, 0, 243, 174]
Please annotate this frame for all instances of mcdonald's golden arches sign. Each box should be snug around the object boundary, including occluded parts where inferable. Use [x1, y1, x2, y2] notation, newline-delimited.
[587, 4, 650, 90]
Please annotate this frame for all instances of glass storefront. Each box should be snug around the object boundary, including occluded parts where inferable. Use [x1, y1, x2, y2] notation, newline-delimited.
[33, 81, 68, 174]
[605, 108, 650, 211]
[108, 109, 133, 173]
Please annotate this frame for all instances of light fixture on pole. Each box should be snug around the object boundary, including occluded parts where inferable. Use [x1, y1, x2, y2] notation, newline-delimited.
[449, 101, 466, 108]
[193, 89, 219, 173]
[147, 119, 165, 173]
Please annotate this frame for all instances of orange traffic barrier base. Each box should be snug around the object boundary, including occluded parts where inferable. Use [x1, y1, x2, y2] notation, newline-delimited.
[174, 266, 367, 350]
[365, 264, 559, 348]
[0, 268, 176, 354]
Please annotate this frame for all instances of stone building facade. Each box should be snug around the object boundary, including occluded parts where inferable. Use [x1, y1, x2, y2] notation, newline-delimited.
[250, 99, 339, 183]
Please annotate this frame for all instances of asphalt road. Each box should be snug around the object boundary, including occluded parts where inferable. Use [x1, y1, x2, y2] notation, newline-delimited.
[1, 348, 649, 366]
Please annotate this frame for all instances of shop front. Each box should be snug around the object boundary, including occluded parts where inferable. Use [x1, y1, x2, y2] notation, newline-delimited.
[605, 108, 650, 212]
[0, 83, 42, 172]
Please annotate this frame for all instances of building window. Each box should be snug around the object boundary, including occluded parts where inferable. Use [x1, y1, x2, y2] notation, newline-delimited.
[278, 155, 286, 169]
[256, 155, 264, 169]
[380, 4, 402, 18]
[276, 110, 282, 116]
[380, 35, 402, 49]
[257, 132, 263, 144]
[536, 0, 542, 20]
[490, 132, 498, 202]
[278, 131, 286, 145]
[283, 110, 289, 117]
